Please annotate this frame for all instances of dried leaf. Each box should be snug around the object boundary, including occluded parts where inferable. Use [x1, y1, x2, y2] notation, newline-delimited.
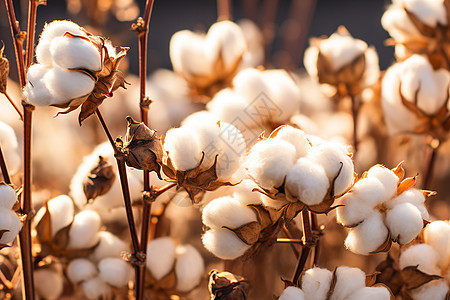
[83, 156, 116, 203]
[223, 222, 261, 245]
[372, 283, 396, 300]
[0, 43, 9, 94]
[35, 202, 53, 245]
[370, 234, 392, 254]
[400, 265, 442, 290]
[209, 270, 250, 300]
[52, 223, 72, 251]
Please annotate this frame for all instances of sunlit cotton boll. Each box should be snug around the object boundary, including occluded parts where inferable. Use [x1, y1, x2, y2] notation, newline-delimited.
[273, 126, 311, 159]
[346, 286, 392, 300]
[50, 36, 102, 71]
[399, 243, 441, 275]
[329, 266, 366, 300]
[336, 194, 375, 227]
[387, 188, 429, 220]
[279, 286, 306, 300]
[67, 258, 98, 284]
[163, 127, 202, 171]
[423, 221, 450, 269]
[0, 184, 17, 209]
[0, 208, 22, 244]
[202, 228, 251, 260]
[232, 179, 263, 206]
[35, 195, 74, 237]
[216, 122, 247, 181]
[366, 165, 399, 199]
[90, 231, 130, 262]
[81, 276, 111, 299]
[0, 121, 21, 174]
[301, 267, 332, 300]
[385, 202, 424, 244]
[34, 268, 64, 300]
[174, 245, 205, 292]
[98, 257, 133, 288]
[67, 210, 101, 249]
[146, 237, 177, 280]
[410, 279, 450, 300]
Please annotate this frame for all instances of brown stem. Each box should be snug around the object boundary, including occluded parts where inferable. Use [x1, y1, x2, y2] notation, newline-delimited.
[311, 213, 320, 266]
[0, 145, 11, 184]
[25, 0, 44, 69]
[277, 238, 303, 244]
[349, 93, 360, 153]
[19, 104, 35, 300]
[262, 0, 279, 67]
[422, 142, 439, 189]
[282, 225, 300, 258]
[3, 92, 23, 120]
[217, 0, 232, 21]
[292, 210, 313, 285]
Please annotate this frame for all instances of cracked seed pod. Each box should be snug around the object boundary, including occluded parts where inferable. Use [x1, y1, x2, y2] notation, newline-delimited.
[0, 43, 8, 94]
[24, 20, 128, 124]
[119, 117, 163, 178]
[208, 270, 250, 300]
[304, 26, 380, 98]
[82, 156, 116, 203]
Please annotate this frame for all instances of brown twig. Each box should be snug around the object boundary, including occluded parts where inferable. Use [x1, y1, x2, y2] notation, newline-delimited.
[281, 225, 300, 258]
[277, 238, 303, 244]
[292, 210, 313, 285]
[0, 145, 11, 184]
[311, 213, 320, 266]
[261, 0, 279, 67]
[349, 92, 360, 153]
[217, 0, 232, 21]
[422, 139, 440, 189]
[25, 0, 46, 69]
[3, 92, 23, 120]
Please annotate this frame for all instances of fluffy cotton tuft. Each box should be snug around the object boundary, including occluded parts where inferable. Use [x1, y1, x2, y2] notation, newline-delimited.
[0, 184, 17, 209]
[301, 267, 332, 300]
[164, 127, 202, 171]
[0, 208, 23, 244]
[410, 279, 450, 300]
[67, 258, 98, 284]
[216, 122, 247, 180]
[279, 286, 306, 300]
[34, 268, 64, 300]
[50, 36, 102, 71]
[44, 66, 95, 102]
[346, 286, 392, 300]
[423, 221, 450, 269]
[67, 210, 101, 249]
[366, 165, 399, 199]
[388, 188, 429, 220]
[0, 122, 21, 174]
[385, 202, 423, 244]
[47, 195, 74, 237]
[336, 194, 374, 227]
[90, 231, 130, 262]
[232, 179, 263, 206]
[329, 266, 366, 300]
[350, 177, 387, 207]
[146, 237, 177, 280]
[273, 126, 311, 158]
[399, 244, 441, 275]
[175, 245, 205, 292]
[202, 228, 251, 259]
[98, 257, 133, 288]
[81, 276, 111, 299]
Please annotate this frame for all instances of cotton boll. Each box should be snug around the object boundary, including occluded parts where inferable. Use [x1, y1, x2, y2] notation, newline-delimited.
[381, 6, 421, 43]
[285, 158, 329, 205]
[47, 195, 74, 237]
[279, 286, 306, 300]
[366, 165, 399, 199]
[216, 122, 246, 180]
[388, 189, 429, 220]
[301, 267, 332, 300]
[261, 195, 287, 210]
[399, 244, 441, 275]
[98, 257, 133, 288]
[233, 68, 269, 106]
[202, 196, 257, 230]
[304, 46, 319, 78]
[186, 119, 222, 169]
[164, 127, 202, 171]
[44, 66, 95, 105]
[335, 194, 374, 227]
[329, 266, 366, 300]
[245, 139, 297, 189]
[34, 268, 64, 300]
[274, 126, 311, 158]
[90, 231, 130, 262]
[346, 286, 391, 300]
[385, 202, 423, 244]
[50, 36, 102, 71]
[175, 245, 205, 292]
[404, 0, 447, 27]
[67, 258, 98, 283]
[35, 39, 53, 66]
[81, 276, 111, 299]
[202, 228, 251, 259]
[0, 122, 20, 174]
[0, 208, 23, 244]
[307, 143, 354, 196]
[344, 212, 389, 255]
[24, 64, 56, 106]
[67, 210, 101, 249]
[350, 177, 387, 207]
[423, 221, 450, 269]
[146, 237, 177, 280]
[0, 184, 17, 209]
[233, 179, 263, 206]
[410, 279, 450, 300]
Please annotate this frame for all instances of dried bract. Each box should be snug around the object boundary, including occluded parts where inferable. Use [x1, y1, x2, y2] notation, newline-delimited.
[208, 270, 250, 300]
[82, 156, 116, 203]
[0, 43, 9, 94]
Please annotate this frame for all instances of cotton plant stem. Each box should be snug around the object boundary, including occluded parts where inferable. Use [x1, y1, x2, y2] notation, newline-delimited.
[349, 92, 360, 153]
[217, 0, 232, 21]
[281, 225, 300, 259]
[422, 142, 439, 189]
[311, 213, 320, 266]
[0, 145, 11, 184]
[25, 0, 45, 69]
[3, 92, 23, 120]
[292, 210, 313, 285]
[261, 0, 279, 66]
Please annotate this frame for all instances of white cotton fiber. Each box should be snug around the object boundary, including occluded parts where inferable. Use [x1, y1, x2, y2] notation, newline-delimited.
[40, 20, 86, 43]
[202, 228, 251, 260]
[164, 127, 202, 171]
[423, 221, 450, 269]
[233, 68, 270, 106]
[146, 237, 176, 280]
[186, 119, 222, 169]
[329, 266, 366, 300]
[34, 268, 64, 300]
[81, 276, 111, 299]
[274, 126, 311, 158]
[50, 36, 102, 71]
[404, 0, 447, 27]
[346, 286, 391, 300]
[335, 194, 373, 227]
[410, 279, 450, 300]
[35, 39, 53, 66]
[24, 64, 56, 106]
[285, 158, 330, 205]
[202, 196, 257, 230]
[388, 188, 429, 220]
[245, 139, 297, 189]
[350, 177, 387, 207]
[0, 208, 23, 244]
[366, 165, 399, 199]
[46, 195, 74, 237]
[304, 46, 319, 78]
[67, 210, 101, 249]
[67, 258, 97, 283]
[307, 143, 354, 196]
[385, 202, 423, 244]
[0, 184, 17, 209]
[301, 267, 332, 300]
[90, 231, 130, 262]
[98, 257, 133, 288]
[233, 179, 263, 206]
[279, 286, 306, 300]
[399, 244, 441, 275]
[216, 122, 246, 181]
[175, 245, 205, 292]
[344, 212, 389, 255]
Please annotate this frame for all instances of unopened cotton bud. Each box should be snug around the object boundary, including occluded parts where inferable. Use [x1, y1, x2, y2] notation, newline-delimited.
[34, 268, 64, 300]
[301, 267, 332, 300]
[279, 286, 306, 300]
[90, 231, 130, 262]
[202, 228, 251, 260]
[164, 127, 202, 171]
[345, 212, 389, 255]
[423, 221, 450, 269]
[47, 195, 74, 237]
[146, 237, 176, 280]
[399, 244, 441, 275]
[346, 286, 391, 300]
[67, 258, 98, 283]
[366, 165, 399, 199]
[0, 184, 17, 209]
[285, 158, 330, 205]
[175, 245, 205, 292]
[81, 276, 111, 300]
[50, 36, 102, 71]
[0, 208, 22, 244]
[245, 139, 297, 189]
[330, 267, 366, 300]
[202, 196, 257, 230]
[273, 126, 311, 158]
[385, 202, 423, 244]
[67, 210, 101, 249]
[98, 257, 133, 288]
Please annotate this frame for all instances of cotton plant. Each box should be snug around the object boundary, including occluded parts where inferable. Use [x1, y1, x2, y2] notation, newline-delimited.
[382, 0, 450, 69]
[0, 183, 22, 247]
[336, 162, 431, 255]
[244, 125, 354, 215]
[145, 237, 205, 296]
[0, 121, 21, 175]
[23, 20, 128, 124]
[34, 264, 65, 300]
[278, 266, 393, 300]
[169, 20, 248, 101]
[162, 113, 246, 202]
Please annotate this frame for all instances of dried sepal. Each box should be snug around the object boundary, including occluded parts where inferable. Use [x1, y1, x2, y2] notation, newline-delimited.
[0, 43, 9, 94]
[82, 156, 116, 203]
[365, 272, 381, 287]
[375, 254, 404, 296]
[369, 233, 393, 254]
[208, 270, 250, 300]
[392, 161, 405, 180]
[397, 176, 417, 195]
[372, 283, 396, 300]
[400, 265, 442, 290]
[223, 221, 261, 245]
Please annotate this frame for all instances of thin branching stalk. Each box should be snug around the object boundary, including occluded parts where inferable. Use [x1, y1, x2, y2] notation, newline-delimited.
[217, 0, 232, 21]
[0, 145, 11, 184]
[262, 0, 279, 67]
[311, 213, 320, 266]
[3, 92, 23, 120]
[281, 225, 300, 259]
[25, 0, 45, 69]
[349, 92, 360, 153]
[292, 210, 313, 285]
[423, 141, 440, 189]
[277, 238, 303, 244]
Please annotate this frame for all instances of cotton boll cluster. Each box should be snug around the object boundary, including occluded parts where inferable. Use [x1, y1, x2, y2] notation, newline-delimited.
[337, 163, 430, 255]
[34, 265, 64, 300]
[0, 183, 21, 245]
[146, 237, 205, 293]
[398, 220, 450, 299]
[279, 266, 392, 300]
[0, 121, 21, 175]
[244, 125, 354, 213]
[381, 54, 450, 139]
[238, 19, 264, 68]
[304, 26, 379, 98]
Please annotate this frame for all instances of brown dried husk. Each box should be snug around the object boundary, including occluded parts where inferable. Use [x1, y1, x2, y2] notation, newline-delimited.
[82, 156, 116, 203]
[0, 43, 9, 94]
[208, 270, 250, 300]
